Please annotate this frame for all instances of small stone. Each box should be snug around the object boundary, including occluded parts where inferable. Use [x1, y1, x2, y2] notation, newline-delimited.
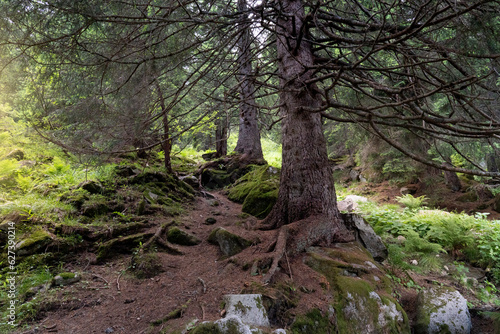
[104, 327, 114, 334]
[204, 217, 217, 225]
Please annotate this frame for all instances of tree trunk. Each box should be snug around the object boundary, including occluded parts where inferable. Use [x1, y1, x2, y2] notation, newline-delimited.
[233, 0, 264, 160]
[155, 80, 172, 173]
[215, 112, 227, 157]
[261, 0, 350, 242]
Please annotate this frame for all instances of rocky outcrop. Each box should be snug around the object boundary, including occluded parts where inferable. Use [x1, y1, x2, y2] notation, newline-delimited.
[414, 286, 471, 334]
[304, 243, 410, 333]
[341, 213, 388, 262]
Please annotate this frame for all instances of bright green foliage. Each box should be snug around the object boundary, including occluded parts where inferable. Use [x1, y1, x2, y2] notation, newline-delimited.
[395, 195, 428, 210]
[360, 201, 500, 282]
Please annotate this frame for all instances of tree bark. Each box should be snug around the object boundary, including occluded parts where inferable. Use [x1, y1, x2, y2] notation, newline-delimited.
[215, 112, 228, 157]
[155, 80, 172, 173]
[261, 0, 350, 242]
[233, 0, 264, 160]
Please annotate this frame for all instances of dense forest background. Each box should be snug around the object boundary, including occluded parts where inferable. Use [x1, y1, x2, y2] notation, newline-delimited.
[1, 1, 500, 333]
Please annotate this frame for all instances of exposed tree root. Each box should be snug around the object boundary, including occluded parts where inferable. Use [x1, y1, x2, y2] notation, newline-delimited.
[141, 222, 183, 255]
[260, 215, 355, 283]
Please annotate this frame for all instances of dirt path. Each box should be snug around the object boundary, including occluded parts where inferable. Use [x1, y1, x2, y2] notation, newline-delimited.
[17, 191, 270, 334]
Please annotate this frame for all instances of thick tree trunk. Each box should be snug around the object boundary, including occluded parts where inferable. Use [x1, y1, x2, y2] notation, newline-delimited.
[233, 0, 264, 160]
[261, 0, 350, 242]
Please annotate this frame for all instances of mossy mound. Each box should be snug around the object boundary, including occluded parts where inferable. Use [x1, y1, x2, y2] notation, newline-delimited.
[208, 227, 252, 257]
[303, 243, 410, 334]
[96, 232, 155, 262]
[129, 252, 164, 279]
[167, 227, 201, 246]
[15, 228, 54, 256]
[227, 165, 280, 219]
[200, 155, 266, 190]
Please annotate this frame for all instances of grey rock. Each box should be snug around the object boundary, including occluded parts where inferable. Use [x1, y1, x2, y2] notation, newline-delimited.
[415, 286, 471, 334]
[337, 195, 368, 212]
[180, 175, 199, 189]
[341, 213, 388, 262]
[224, 294, 270, 328]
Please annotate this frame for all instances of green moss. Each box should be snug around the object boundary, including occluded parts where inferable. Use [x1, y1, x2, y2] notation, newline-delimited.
[60, 188, 89, 209]
[190, 322, 221, 334]
[227, 165, 280, 218]
[305, 246, 410, 334]
[58, 272, 76, 279]
[291, 309, 331, 334]
[16, 229, 53, 256]
[167, 227, 201, 246]
[129, 252, 164, 279]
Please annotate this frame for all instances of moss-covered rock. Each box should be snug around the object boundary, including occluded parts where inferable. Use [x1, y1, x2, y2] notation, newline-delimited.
[167, 227, 201, 246]
[77, 180, 104, 194]
[81, 194, 109, 217]
[60, 188, 90, 210]
[129, 252, 164, 279]
[208, 227, 252, 257]
[16, 229, 54, 256]
[52, 272, 80, 287]
[190, 316, 266, 334]
[303, 243, 410, 334]
[290, 309, 331, 334]
[414, 286, 471, 334]
[96, 232, 154, 262]
[228, 165, 280, 219]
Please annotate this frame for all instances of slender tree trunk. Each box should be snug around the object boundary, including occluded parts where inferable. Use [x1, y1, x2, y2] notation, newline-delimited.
[155, 81, 172, 173]
[233, 0, 264, 160]
[215, 112, 227, 157]
[261, 0, 349, 242]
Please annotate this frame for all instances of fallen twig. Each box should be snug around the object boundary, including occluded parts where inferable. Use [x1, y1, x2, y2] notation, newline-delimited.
[117, 271, 123, 291]
[92, 273, 109, 285]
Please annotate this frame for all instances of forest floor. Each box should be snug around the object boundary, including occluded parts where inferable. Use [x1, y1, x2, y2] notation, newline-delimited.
[11, 179, 499, 334]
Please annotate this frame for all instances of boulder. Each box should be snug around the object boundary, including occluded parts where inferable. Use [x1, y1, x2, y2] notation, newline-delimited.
[179, 175, 199, 189]
[414, 286, 471, 334]
[341, 213, 388, 262]
[167, 227, 201, 246]
[224, 294, 270, 327]
[304, 244, 410, 334]
[208, 227, 252, 257]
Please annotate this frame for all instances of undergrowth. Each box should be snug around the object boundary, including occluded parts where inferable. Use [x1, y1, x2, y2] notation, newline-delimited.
[359, 197, 500, 285]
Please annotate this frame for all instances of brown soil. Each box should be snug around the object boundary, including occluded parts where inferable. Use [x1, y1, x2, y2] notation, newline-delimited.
[15, 182, 499, 334]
